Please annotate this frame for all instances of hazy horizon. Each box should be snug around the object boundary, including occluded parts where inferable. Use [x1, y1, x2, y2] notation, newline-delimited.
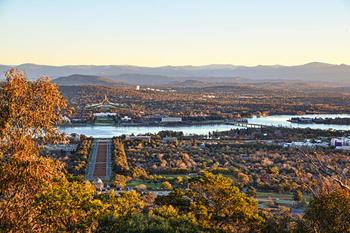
[1, 61, 349, 68]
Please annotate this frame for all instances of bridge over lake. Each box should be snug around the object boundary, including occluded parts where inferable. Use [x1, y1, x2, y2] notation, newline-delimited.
[225, 121, 266, 128]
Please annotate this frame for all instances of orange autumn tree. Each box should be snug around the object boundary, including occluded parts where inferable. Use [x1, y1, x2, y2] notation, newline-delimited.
[0, 69, 147, 232]
[0, 69, 71, 231]
[0, 68, 70, 155]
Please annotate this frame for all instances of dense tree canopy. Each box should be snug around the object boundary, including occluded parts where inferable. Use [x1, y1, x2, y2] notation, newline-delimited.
[304, 187, 350, 233]
[0, 68, 70, 157]
[0, 69, 71, 231]
[157, 172, 265, 232]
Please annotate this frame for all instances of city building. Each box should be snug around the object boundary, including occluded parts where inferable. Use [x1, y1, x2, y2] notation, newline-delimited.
[283, 140, 328, 149]
[161, 117, 182, 123]
[121, 116, 132, 121]
[331, 137, 350, 147]
[85, 94, 126, 111]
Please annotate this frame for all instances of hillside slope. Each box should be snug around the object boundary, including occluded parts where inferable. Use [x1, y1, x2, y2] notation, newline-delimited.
[52, 74, 127, 87]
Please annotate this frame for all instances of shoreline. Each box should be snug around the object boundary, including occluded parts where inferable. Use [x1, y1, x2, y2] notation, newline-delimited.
[60, 113, 350, 129]
[60, 120, 229, 128]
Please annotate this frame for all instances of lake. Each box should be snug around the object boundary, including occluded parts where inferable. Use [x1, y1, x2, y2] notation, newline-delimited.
[249, 114, 350, 131]
[60, 124, 243, 138]
[60, 114, 350, 138]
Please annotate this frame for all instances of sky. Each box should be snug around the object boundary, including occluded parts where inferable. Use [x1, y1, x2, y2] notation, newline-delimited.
[0, 0, 349, 66]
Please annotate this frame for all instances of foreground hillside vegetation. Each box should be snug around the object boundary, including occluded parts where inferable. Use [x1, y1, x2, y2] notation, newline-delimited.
[1, 69, 350, 232]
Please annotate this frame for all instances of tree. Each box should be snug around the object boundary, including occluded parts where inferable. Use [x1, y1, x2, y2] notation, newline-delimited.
[113, 138, 129, 174]
[264, 208, 305, 233]
[155, 188, 191, 209]
[113, 174, 128, 189]
[176, 176, 183, 185]
[0, 69, 71, 231]
[0, 69, 70, 156]
[102, 190, 144, 219]
[187, 172, 265, 232]
[293, 190, 303, 202]
[238, 172, 250, 187]
[157, 172, 265, 232]
[97, 190, 145, 232]
[134, 184, 147, 191]
[34, 181, 104, 232]
[247, 186, 257, 197]
[131, 167, 149, 179]
[96, 205, 200, 233]
[160, 181, 173, 190]
[304, 188, 350, 233]
[296, 149, 350, 233]
[270, 166, 279, 175]
[0, 155, 67, 231]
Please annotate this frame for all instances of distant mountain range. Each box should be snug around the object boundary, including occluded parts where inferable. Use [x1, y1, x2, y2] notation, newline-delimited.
[52, 74, 127, 87]
[1, 62, 350, 85]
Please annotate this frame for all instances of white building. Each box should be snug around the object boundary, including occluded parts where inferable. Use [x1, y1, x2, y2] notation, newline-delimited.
[86, 95, 125, 111]
[331, 137, 350, 147]
[136, 85, 140, 91]
[161, 117, 182, 123]
[283, 141, 328, 149]
[44, 144, 78, 153]
[335, 146, 350, 151]
[94, 112, 117, 117]
[121, 116, 132, 121]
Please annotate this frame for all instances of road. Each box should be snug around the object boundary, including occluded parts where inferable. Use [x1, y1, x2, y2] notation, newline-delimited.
[86, 138, 112, 181]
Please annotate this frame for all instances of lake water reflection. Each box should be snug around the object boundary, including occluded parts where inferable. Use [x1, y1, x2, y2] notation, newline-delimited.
[60, 114, 350, 138]
[249, 114, 350, 131]
[59, 124, 243, 138]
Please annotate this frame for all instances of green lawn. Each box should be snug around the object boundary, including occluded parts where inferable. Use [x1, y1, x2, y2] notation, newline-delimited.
[127, 180, 162, 190]
[256, 191, 293, 199]
[256, 191, 310, 210]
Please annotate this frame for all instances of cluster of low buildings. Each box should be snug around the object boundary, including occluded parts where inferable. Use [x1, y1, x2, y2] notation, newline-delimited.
[331, 137, 350, 150]
[142, 87, 176, 93]
[282, 140, 328, 149]
[281, 137, 350, 150]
